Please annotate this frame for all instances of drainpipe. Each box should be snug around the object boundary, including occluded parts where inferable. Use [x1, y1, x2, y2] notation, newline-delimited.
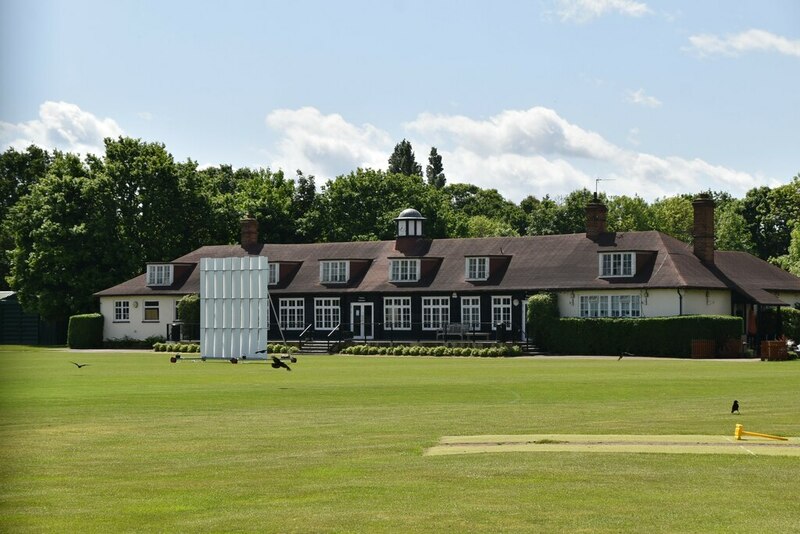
[677, 288, 684, 316]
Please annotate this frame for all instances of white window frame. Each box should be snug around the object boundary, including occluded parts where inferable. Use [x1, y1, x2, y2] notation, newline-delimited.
[143, 300, 160, 322]
[146, 264, 173, 286]
[384, 297, 412, 330]
[389, 259, 420, 282]
[422, 297, 450, 330]
[279, 298, 305, 330]
[465, 257, 489, 281]
[610, 295, 641, 317]
[461, 296, 481, 330]
[599, 252, 635, 278]
[580, 296, 610, 318]
[269, 263, 279, 285]
[491, 296, 512, 330]
[314, 297, 340, 330]
[320, 260, 349, 284]
[114, 300, 130, 322]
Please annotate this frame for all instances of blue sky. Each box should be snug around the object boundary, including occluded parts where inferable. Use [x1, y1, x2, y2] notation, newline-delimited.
[1, 0, 798, 202]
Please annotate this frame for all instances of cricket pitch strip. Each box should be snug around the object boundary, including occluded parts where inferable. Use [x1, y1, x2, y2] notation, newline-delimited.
[425, 434, 800, 456]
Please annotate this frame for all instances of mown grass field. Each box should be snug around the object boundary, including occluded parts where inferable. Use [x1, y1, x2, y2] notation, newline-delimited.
[1, 346, 798, 533]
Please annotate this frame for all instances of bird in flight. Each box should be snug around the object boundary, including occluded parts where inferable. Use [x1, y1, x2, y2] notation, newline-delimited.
[70, 362, 89, 368]
[271, 356, 291, 371]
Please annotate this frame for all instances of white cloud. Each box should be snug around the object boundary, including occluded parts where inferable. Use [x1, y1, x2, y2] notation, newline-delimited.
[626, 88, 662, 108]
[0, 101, 124, 155]
[265, 107, 393, 178]
[263, 105, 769, 203]
[552, 0, 651, 23]
[687, 29, 800, 58]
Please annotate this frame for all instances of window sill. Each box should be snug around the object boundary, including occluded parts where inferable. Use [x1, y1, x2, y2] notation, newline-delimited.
[142, 320, 160, 323]
[112, 321, 130, 324]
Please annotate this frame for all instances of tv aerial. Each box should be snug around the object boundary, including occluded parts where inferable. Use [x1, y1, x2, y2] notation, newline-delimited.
[595, 177, 615, 197]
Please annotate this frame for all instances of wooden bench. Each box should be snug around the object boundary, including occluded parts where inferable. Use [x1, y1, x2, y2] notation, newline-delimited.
[436, 323, 466, 341]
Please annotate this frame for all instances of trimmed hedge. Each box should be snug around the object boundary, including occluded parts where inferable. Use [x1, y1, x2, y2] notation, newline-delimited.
[153, 342, 298, 354]
[527, 293, 559, 346]
[177, 294, 200, 324]
[779, 307, 800, 342]
[67, 313, 104, 349]
[543, 315, 743, 357]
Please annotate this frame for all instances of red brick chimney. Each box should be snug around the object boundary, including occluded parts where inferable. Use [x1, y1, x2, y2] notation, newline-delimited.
[585, 194, 608, 240]
[240, 216, 259, 248]
[692, 193, 715, 264]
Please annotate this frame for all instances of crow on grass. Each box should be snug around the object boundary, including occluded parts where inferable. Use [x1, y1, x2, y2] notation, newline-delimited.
[271, 356, 291, 371]
[731, 400, 739, 414]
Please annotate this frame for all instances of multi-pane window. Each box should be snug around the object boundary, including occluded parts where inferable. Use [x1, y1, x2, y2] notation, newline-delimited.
[461, 296, 481, 330]
[280, 298, 305, 330]
[465, 257, 489, 281]
[422, 297, 450, 330]
[143, 301, 160, 321]
[114, 300, 130, 322]
[146, 264, 173, 286]
[599, 253, 635, 277]
[389, 259, 420, 282]
[580, 295, 642, 317]
[384, 297, 412, 330]
[269, 263, 279, 285]
[491, 296, 512, 329]
[320, 261, 348, 283]
[611, 295, 641, 317]
[314, 298, 340, 330]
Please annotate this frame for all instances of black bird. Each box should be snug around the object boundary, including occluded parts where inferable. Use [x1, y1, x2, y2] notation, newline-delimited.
[731, 400, 739, 414]
[619, 352, 634, 360]
[271, 356, 291, 371]
[255, 349, 268, 354]
[70, 362, 89, 368]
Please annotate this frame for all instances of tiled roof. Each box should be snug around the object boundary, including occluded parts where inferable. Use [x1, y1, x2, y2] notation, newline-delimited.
[93, 231, 800, 304]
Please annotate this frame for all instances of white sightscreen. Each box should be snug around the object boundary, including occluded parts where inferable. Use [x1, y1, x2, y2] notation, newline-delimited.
[200, 256, 270, 359]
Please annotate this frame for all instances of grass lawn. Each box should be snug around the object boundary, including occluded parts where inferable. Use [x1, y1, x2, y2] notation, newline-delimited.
[1, 346, 799, 533]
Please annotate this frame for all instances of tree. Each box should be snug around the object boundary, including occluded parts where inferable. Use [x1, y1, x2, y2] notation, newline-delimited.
[523, 195, 561, 236]
[7, 154, 129, 320]
[771, 222, 800, 276]
[387, 139, 422, 177]
[309, 168, 450, 242]
[715, 199, 756, 254]
[0, 146, 51, 289]
[741, 177, 800, 261]
[292, 170, 318, 243]
[426, 147, 446, 188]
[464, 215, 519, 237]
[651, 195, 693, 242]
[233, 168, 297, 243]
[606, 195, 653, 232]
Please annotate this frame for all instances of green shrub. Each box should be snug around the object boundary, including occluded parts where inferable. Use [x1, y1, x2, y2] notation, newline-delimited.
[528, 293, 559, 346]
[544, 315, 742, 357]
[783, 307, 800, 342]
[67, 313, 104, 349]
[177, 294, 200, 324]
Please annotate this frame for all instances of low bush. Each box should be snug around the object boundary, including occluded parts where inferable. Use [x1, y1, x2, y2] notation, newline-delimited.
[67, 313, 104, 349]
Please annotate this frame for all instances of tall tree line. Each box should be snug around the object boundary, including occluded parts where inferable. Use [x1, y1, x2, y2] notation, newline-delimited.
[1, 138, 798, 320]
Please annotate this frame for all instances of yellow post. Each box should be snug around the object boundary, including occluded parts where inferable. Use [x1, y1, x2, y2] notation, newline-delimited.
[734, 424, 788, 441]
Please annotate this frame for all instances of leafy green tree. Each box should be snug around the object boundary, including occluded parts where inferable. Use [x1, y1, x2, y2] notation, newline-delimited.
[7, 154, 129, 320]
[233, 168, 297, 243]
[0, 146, 51, 289]
[715, 199, 756, 253]
[742, 177, 800, 261]
[426, 147, 446, 188]
[292, 170, 318, 243]
[464, 215, 519, 237]
[651, 195, 693, 242]
[443, 183, 525, 234]
[557, 189, 598, 234]
[606, 195, 653, 232]
[523, 195, 561, 235]
[387, 139, 422, 177]
[309, 169, 450, 242]
[771, 223, 800, 276]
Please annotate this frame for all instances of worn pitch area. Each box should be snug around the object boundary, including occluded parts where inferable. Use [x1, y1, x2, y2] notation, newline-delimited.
[425, 434, 800, 456]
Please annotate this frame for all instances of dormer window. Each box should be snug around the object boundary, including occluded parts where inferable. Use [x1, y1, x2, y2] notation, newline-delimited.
[389, 259, 420, 282]
[465, 257, 489, 281]
[599, 252, 635, 278]
[146, 264, 173, 286]
[269, 263, 279, 285]
[321, 260, 349, 284]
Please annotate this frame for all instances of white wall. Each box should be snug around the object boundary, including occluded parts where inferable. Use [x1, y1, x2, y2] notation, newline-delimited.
[557, 288, 731, 318]
[772, 291, 800, 309]
[99, 295, 179, 341]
